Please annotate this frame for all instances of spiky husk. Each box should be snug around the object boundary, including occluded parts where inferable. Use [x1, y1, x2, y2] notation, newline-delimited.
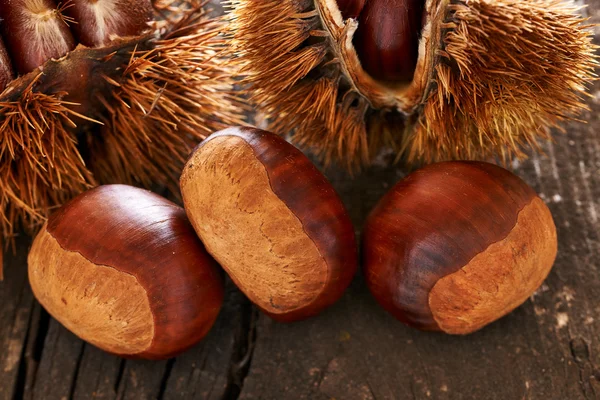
[227, 0, 596, 168]
[406, 0, 598, 162]
[227, 0, 377, 169]
[0, 1, 245, 246]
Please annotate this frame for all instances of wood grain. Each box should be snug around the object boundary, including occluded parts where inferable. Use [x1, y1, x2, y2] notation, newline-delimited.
[0, 235, 34, 400]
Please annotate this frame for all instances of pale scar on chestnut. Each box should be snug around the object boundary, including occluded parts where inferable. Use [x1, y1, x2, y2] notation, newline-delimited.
[29, 227, 155, 355]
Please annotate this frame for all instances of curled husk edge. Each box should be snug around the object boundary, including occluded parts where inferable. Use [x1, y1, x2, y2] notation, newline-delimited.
[228, 0, 597, 169]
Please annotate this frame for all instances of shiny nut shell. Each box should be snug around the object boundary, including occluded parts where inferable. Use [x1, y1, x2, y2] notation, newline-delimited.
[363, 161, 557, 334]
[28, 185, 224, 359]
[180, 127, 357, 322]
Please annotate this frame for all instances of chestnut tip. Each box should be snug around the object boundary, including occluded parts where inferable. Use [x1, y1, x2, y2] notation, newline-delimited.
[336, 0, 367, 19]
[63, 0, 153, 47]
[0, 0, 77, 74]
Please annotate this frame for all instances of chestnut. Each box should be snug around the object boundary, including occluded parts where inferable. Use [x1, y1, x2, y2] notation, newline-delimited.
[353, 0, 425, 82]
[63, 0, 153, 47]
[0, 36, 13, 91]
[28, 185, 224, 359]
[0, 0, 76, 74]
[363, 161, 557, 334]
[180, 127, 357, 322]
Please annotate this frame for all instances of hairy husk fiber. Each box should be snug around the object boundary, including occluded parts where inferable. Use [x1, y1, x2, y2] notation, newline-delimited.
[0, 0, 245, 261]
[227, 0, 597, 169]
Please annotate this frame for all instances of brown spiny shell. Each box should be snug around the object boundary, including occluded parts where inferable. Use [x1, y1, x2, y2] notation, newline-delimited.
[228, 0, 597, 168]
[0, 0, 245, 265]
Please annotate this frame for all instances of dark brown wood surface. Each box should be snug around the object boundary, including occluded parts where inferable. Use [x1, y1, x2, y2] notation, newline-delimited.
[1, 1, 600, 399]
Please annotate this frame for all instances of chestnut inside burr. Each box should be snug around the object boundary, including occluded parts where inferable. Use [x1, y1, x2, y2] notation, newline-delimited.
[63, 0, 153, 47]
[339, 0, 425, 83]
[0, 37, 13, 91]
[0, 0, 76, 76]
[0, 0, 152, 90]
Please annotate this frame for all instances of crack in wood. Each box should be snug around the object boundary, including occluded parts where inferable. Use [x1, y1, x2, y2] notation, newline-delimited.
[113, 358, 126, 394]
[11, 305, 36, 400]
[12, 302, 50, 400]
[570, 337, 599, 399]
[67, 344, 86, 400]
[157, 358, 176, 400]
[221, 299, 258, 400]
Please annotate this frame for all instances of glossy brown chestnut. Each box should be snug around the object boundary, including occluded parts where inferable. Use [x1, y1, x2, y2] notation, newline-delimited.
[181, 127, 358, 322]
[363, 161, 557, 334]
[0, 0, 76, 74]
[352, 0, 424, 82]
[28, 185, 224, 359]
[63, 0, 153, 47]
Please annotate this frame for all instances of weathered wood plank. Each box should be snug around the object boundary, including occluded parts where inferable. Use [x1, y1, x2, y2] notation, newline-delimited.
[72, 346, 124, 399]
[0, 236, 34, 400]
[163, 285, 250, 400]
[238, 126, 600, 400]
[19, 281, 245, 400]
[28, 320, 85, 399]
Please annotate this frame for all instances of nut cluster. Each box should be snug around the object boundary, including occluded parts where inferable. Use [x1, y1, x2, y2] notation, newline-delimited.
[0, 0, 151, 86]
[28, 128, 560, 357]
[28, 127, 359, 358]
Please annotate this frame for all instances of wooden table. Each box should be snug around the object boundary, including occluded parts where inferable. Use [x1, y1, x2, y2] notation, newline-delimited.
[1, 1, 600, 399]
